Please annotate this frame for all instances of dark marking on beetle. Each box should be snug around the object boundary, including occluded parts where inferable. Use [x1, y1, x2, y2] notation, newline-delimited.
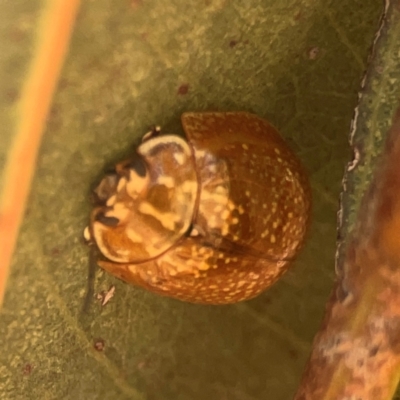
[92, 172, 119, 205]
[127, 154, 147, 177]
[96, 213, 120, 227]
[103, 166, 117, 176]
[369, 346, 379, 357]
[150, 125, 161, 137]
[146, 185, 171, 212]
[142, 125, 162, 142]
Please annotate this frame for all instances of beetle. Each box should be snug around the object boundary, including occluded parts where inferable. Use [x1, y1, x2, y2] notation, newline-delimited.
[85, 112, 311, 304]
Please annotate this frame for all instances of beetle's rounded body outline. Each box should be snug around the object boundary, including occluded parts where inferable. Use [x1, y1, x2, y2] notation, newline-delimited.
[88, 112, 311, 304]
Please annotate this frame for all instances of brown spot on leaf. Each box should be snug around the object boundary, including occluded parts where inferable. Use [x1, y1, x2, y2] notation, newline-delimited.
[130, 0, 142, 9]
[289, 349, 299, 359]
[51, 247, 60, 256]
[5, 89, 19, 103]
[22, 363, 33, 376]
[94, 338, 105, 351]
[229, 39, 238, 48]
[177, 83, 189, 95]
[308, 46, 320, 60]
[9, 27, 26, 43]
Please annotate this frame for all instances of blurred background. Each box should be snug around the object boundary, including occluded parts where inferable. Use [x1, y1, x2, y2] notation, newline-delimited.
[0, 1, 384, 399]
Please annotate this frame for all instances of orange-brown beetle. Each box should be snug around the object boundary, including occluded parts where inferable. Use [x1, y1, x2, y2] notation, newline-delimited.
[86, 112, 311, 304]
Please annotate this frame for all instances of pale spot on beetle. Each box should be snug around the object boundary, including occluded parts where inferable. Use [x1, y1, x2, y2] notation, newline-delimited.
[272, 221, 278, 229]
[190, 245, 198, 255]
[190, 227, 200, 237]
[173, 152, 186, 165]
[176, 263, 189, 273]
[181, 180, 197, 194]
[238, 205, 244, 214]
[201, 191, 228, 205]
[231, 217, 239, 225]
[242, 144, 249, 150]
[117, 177, 127, 192]
[221, 209, 230, 219]
[195, 149, 206, 158]
[111, 202, 130, 221]
[126, 228, 143, 243]
[214, 205, 223, 213]
[227, 201, 235, 211]
[106, 194, 117, 207]
[262, 204, 267, 209]
[138, 202, 179, 230]
[274, 148, 280, 154]
[225, 258, 231, 264]
[221, 225, 229, 236]
[288, 212, 293, 218]
[208, 216, 218, 228]
[198, 262, 210, 271]
[127, 169, 149, 197]
[157, 175, 175, 188]
[270, 234, 276, 243]
[150, 236, 159, 245]
[245, 191, 250, 197]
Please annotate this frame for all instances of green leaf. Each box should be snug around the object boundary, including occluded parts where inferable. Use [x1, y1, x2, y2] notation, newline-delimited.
[294, 1, 400, 399]
[0, 1, 383, 399]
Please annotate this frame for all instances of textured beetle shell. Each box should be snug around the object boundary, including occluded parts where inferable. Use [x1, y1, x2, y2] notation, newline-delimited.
[89, 112, 311, 304]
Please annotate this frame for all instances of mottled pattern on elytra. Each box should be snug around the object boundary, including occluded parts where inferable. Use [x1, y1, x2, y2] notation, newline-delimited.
[92, 112, 311, 304]
[98, 245, 288, 305]
[183, 112, 311, 263]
